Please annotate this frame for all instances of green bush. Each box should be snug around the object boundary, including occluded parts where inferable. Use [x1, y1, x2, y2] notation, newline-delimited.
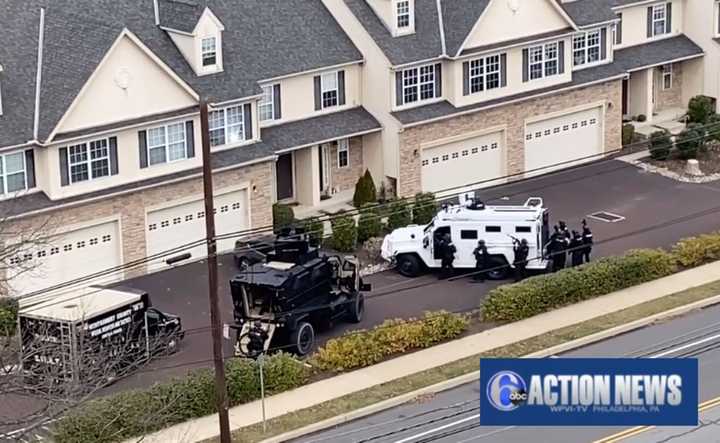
[386, 199, 412, 231]
[482, 249, 676, 322]
[672, 232, 720, 268]
[706, 113, 720, 143]
[676, 125, 704, 160]
[0, 298, 18, 337]
[357, 205, 383, 244]
[53, 353, 307, 443]
[622, 124, 635, 146]
[687, 95, 716, 124]
[330, 211, 357, 252]
[637, 114, 647, 122]
[412, 193, 437, 225]
[310, 311, 468, 372]
[352, 170, 377, 208]
[272, 203, 295, 233]
[649, 130, 672, 161]
[298, 217, 325, 246]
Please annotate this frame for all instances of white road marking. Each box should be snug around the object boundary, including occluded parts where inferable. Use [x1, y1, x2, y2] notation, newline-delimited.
[650, 332, 720, 358]
[455, 426, 516, 442]
[393, 413, 479, 443]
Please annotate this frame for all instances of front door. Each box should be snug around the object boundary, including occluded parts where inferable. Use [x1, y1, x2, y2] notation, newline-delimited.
[319, 144, 331, 193]
[276, 153, 294, 201]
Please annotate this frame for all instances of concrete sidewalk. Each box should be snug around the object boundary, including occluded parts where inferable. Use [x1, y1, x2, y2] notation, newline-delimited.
[134, 260, 720, 443]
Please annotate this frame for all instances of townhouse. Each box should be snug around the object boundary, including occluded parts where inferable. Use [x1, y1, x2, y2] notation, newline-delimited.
[0, 0, 381, 296]
[0, 0, 714, 297]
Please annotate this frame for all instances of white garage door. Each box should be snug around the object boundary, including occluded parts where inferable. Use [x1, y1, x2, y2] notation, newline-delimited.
[422, 132, 504, 194]
[525, 107, 603, 176]
[9, 220, 122, 297]
[146, 189, 249, 271]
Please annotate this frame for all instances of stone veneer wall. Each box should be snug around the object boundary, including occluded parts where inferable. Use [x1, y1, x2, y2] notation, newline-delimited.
[8, 161, 273, 279]
[655, 63, 684, 112]
[397, 80, 623, 198]
[329, 136, 364, 194]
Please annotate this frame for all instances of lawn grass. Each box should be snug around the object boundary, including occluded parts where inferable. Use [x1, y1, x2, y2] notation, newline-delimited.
[214, 279, 720, 443]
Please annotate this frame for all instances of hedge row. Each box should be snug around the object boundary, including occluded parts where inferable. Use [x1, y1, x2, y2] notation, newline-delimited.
[482, 249, 676, 322]
[310, 311, 468, 372]
[671, 231, 720, 268]
[53, 353, 307, 443]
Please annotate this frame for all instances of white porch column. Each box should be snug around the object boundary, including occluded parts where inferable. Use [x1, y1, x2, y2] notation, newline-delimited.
[627, 68, 655, 123]
[294, 146, 321, 207]
[644, 67, 655, 123]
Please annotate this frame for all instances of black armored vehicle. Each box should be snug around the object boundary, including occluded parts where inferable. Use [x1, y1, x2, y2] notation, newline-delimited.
[230, 231, 370, 356]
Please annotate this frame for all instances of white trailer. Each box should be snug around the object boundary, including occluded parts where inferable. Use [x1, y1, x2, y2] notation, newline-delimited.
[381, 197, 551, 278]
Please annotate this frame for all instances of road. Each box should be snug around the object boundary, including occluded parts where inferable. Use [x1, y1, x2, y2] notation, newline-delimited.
[293, 302, 720, 443]
[107, 158, 720, 391]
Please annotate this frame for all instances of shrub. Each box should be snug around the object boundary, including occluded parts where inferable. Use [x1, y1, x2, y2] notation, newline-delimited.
[310, 311, 468, 372]
[53, 353, 307, 443]
[676, 125, 705, 160]
[706, 113, 720, 143]
[412, 193, 437, 225]
[330, 211, 357, 252]
[0, 298, 18, 337]
[687, 95, 716, 124]
[482, 249, 676, 322]
[298, 217, 325, 246]
[386, 199, 412, 231]
[357, 205, 383, 244]
[272, 203, 295, 233]
[622, 123, 635, 146]
[637, 114, 647, 122]
[352, 170, 377, 208]
[672, 232, 720, 268]
[649, 130, 672, 161]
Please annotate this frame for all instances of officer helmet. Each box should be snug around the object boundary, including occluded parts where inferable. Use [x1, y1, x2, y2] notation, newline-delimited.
[478, 240, 485, 245]
[520, 238, 528, 245]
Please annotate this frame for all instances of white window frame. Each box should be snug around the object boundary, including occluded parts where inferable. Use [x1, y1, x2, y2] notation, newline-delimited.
[147, 122, 187, 166]
[320, 72, 339, 109]
[201, 37, 217, 67]
[0, 151, 27, 195]
[469, 54, 502, 94]
[573, 30, 602, 67]
[528, 42, 559, 80]
[209, 105, 245, 147]
[395, 0, 413, 33]
[652, 4, 668, 37]
[258, 85, 275, 122]
[68, 138, 111, 184]
[337, 139, 349, 168]
[402, 64, 436, 105]
[662, 64, 673, 90]
[615, 13, 623, 45]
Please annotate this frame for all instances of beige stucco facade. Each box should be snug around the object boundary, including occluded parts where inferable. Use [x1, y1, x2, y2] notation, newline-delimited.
[615, 0, 684, 50]
[397, 80, 622, 197]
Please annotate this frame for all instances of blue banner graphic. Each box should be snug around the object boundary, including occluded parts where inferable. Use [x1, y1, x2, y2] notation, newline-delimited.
[480, 358, 698, 426]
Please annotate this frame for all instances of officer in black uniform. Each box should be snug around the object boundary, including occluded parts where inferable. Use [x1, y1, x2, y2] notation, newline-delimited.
[569, 230, 584, 267]
[247, 320, 269, 358]
[472, 239, 490, 282]
[439, 233, 456, 279]
[581, 219, 593, 263]
[559, 220, 571, 241]
[549, 225, 567, 271]
[513, 238, 530, 282]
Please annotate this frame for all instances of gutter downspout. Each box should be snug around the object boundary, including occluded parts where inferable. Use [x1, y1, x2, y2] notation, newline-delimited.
[436, 0, 447, 57]
[153, 0, 160, 26]
[32, 7, 45, 141]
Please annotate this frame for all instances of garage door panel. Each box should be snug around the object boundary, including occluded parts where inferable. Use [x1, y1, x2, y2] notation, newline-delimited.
[9, 221, 122, 297]
[146, 190, 249, 271]
[525, 107, 603, 176]
[422, 132, 504, 194]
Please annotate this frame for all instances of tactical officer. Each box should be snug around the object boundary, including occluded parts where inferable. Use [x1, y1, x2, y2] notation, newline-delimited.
[581, 219, 593, 263]
[439, 233, 456, 280]
[549, 225, 567, 271]
[569, 230, 584, 267]
[513, 238, 529, 282]
[246, 321, 269, 358]
[559, 220, 571, 241]
[472, 239, 490, 282]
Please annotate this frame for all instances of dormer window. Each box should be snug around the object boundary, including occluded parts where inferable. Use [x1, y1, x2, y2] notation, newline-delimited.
[201, 37, 217, 67]
[393, 0, 414, 35]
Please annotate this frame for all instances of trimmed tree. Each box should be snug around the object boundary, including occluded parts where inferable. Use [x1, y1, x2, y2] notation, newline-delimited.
[357, 205, 383, 244]
[352, 170, 377, 208]
[272, 203, 295, 233]
[386, 199, 412, 231]
[412, 193, 437, 225]
[330, 211, 357, 252]
[687, 95, 716, 124]
[649, 130, 672, 161]
[676, 125, 705, 160]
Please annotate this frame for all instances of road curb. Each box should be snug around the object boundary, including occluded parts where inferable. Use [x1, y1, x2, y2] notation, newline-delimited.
[261, 293, 720, 443]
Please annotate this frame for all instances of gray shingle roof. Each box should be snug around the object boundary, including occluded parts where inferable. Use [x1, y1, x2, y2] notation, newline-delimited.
[343, 0, 444, 65]
[1, 0, 363, 148]
[392, 61, 627, 126]
[613, 35, 704, 72]
[441, 0, 492, 56]
[157, 0, 204, 34]
[559, 0, 617, 27]
[0, 106, 380, 218]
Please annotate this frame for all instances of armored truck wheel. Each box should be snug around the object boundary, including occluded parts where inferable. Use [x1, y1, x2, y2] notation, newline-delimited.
[486, 256, 510, 280]
[290, 321, 315, 356]
[347, 293, 365, 323]
[396, 254, 422, 277]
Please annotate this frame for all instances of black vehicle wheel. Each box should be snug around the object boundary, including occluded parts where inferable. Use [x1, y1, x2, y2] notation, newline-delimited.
[290, 322, 315, 356]
[486, 257, 510, 280]
[397, 254, 422, 277]
[347, 293, 365, 324]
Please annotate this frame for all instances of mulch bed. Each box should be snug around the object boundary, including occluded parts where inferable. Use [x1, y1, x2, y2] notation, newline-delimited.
[647, 142, 720, 176]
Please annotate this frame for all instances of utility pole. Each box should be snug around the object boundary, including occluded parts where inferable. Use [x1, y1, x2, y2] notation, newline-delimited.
[200, 99, 231, 443]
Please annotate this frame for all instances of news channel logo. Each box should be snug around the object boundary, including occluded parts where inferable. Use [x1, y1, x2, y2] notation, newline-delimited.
[486, 370, 528, 411]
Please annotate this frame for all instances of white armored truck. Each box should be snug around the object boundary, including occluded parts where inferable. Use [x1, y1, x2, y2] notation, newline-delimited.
[381, 197, 551, 278]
